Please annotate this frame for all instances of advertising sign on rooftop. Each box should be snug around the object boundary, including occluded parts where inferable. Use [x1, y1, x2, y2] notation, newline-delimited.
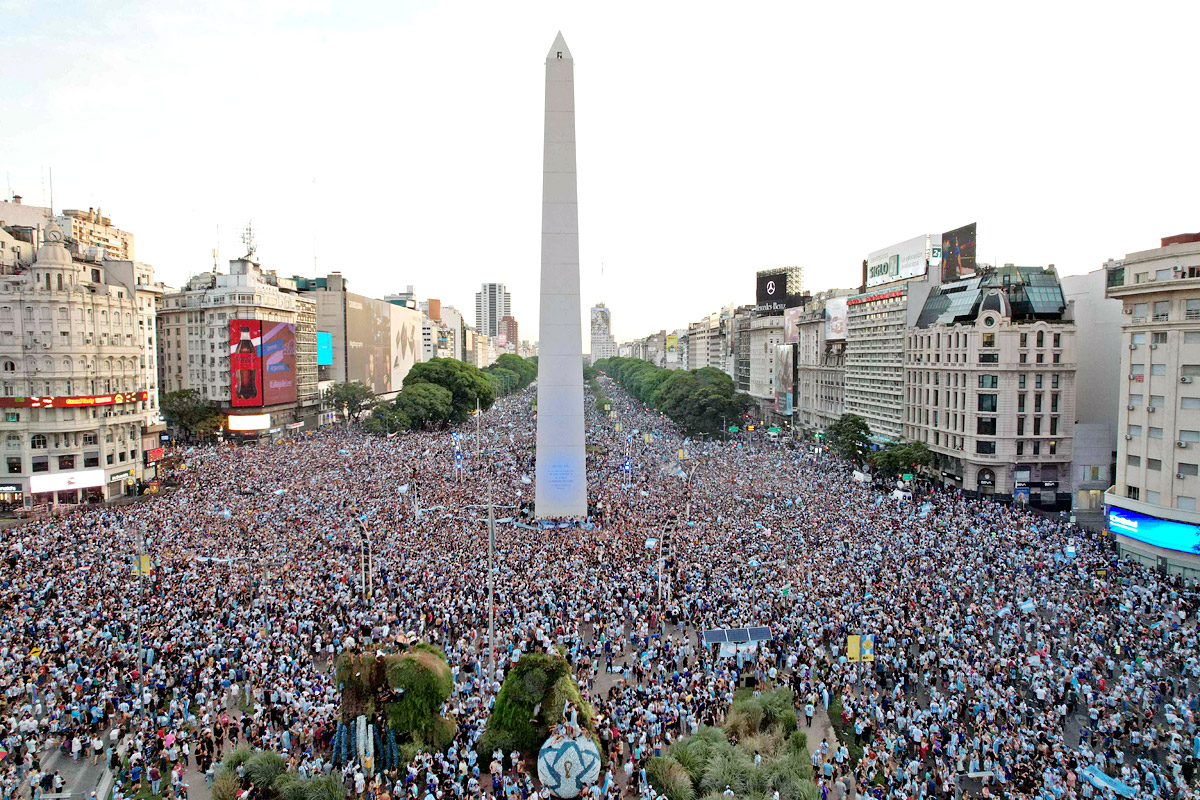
[866, 235, 929, 288]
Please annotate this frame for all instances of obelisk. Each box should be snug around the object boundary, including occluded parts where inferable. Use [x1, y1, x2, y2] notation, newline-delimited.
[535, 31, 588, 518]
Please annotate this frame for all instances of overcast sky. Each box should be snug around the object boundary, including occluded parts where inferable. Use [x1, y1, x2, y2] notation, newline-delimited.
[3, 0, 1198, 343]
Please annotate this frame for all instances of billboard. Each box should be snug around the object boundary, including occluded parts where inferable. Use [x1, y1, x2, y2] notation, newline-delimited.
[229, 320, 262, 408]
[346, 294, 393, 395]
[228, 413, 271, 432]
[824, 296, 848, 341]
[784, 307, 802, 344]
[666, 334, 678, 353]
[30, 469, 106, 494]
[390, 303, 423, 391]
[774, 343, 794, 415]
[940, 222, 977, 282]
[866, 235, 929, 288]
[1108, 506, 1200, 554]
[261, 322, 297, 406]
[756, 271, 787, 313]
[317, 331, 333, 366]
[0, 391, 146, 409]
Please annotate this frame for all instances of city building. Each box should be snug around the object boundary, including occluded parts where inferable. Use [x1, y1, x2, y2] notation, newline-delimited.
[903, 266, 1076, 508]
[686, 306, 737, 378]
[1104, 231, 1200, 577]
[499, 315, 520, 353]
[294, 272, 423, 398]
[475, 282, 511, 339]
[1061, 269, 1121, 527]
[0, 220, 161, 507]
[59, 208, 135, 261]
[793, 290, 851, 436]
[158, 255, 320, 434]
[846, 235, 939, 442]
[747, 315, 785, 419]
[589, 304, 615, 364]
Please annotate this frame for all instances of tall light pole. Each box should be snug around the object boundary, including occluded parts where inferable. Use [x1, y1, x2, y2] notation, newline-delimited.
[487, 467, 496, 682]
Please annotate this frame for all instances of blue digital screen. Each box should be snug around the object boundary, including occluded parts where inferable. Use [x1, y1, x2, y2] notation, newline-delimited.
[1108, 506, 1200, 554]
[317, 331, 333, 366]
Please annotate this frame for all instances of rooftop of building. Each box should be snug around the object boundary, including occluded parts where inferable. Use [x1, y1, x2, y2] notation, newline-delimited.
[914, 265, 1067, 328]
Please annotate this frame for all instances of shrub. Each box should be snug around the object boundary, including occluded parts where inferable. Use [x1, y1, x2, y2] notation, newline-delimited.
[384, 644, 454, 744]
[302, 774, 348, 800]
[212, 772, 239, 800]
[274, 773, 307, 800]
[647, 757, 694, 800]
[245, 751, 287, 788]
[218, 746, 255, 778]
[480, 652, 597, 758]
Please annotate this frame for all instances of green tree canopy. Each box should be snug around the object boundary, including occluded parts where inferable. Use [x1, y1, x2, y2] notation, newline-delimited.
[323, 381, 375, 423]
[160, 389, 223, 439]
[363, 402, 411, 436]
[595, 357, 754, 437]
[404, 358, 495, 422]
[826, 413, 872, 462]
[871, 440, 933, 478]
[393, 383, 454, 430]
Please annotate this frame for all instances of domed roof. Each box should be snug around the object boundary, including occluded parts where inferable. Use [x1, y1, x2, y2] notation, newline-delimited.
[34, 221, 72, 266]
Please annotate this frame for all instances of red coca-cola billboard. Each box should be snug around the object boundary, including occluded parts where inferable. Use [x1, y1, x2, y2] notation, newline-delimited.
[229, 320, 262, 407]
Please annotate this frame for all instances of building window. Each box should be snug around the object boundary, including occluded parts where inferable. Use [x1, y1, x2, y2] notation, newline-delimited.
[982, 333, 995, 348]
[57, 455, 75, 470]
[1036, 330, 1044, 348]
[1151, 364, 1166, 376]
[1020, 333, 1027, 348]
[1179, 462, 1199, 476]
[1182, 430, 1200, 443]
[1050, 417, 1059, 435]
[1149, 427, 1164, 439]
[978, 394, 998, 413]
[1129, 393, 1144, 407]
[978, 375, 998, 389]
[1126, 454, 1141, 467]
[1179, 496, 1197, 512]
[6, 457, 20, 474]
[1152, 332, 1168, 344]
[4, 413, 16, 423]
[1019, 374, 1026, 389]
[1148, 458, 1161, 471]
[1034, 417, 1042, 435]
[975, 441, 996, 454]
[1, 360, 12, 372]
[1154, 301, 1170, 320]
[1036, 353, 1044, 364]
[1128, 424, 1142, 437]
[978, 353, 998, 364]
[1051, 374, 1060, 389]
[1147, 490, 1161, 505]
[1018, 394, 1026, 413]
[30, 456, 48, 473]
[30, 434, 47, 449]
[1016, 441, 1024, 455]
[977, 417, 997, 436]
[1035, 374, 1044, 389]
[1032, 441, 1041, 455]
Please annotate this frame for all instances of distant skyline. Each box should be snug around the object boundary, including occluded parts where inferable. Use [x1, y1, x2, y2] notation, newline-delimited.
[3, 0, 1198, 343]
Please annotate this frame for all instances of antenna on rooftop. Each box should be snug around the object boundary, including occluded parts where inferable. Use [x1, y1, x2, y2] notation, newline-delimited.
[241, 222, 256, 260]
[213, 224, 221, 272]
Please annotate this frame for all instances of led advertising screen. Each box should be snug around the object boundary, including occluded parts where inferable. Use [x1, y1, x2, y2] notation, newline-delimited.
[784, 307, 803, 344]
[824, 296, 848, 341]
[261, 322, 297, 405]
[390, 303, 423, 392]
[1108, 506, 1200, 554]
[317, 331, 333, 366]
[940, 222, 977, 281]
[347, 294, 393, 395]
[227, 413, 271, 432]
[774, 343, 795, 416]
[29, 469, 106, 494]
[756, 272, 787, 313]
[866, 235, 929, 288]
[229, 320, 262, 408]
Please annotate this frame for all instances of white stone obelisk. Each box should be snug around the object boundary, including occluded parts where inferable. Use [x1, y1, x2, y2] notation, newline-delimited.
[535, 31, 588, 518]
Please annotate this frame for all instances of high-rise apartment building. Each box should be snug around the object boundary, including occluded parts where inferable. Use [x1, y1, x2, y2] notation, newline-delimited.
[845, 235, 938, 442]
[499, 315, 520, 352]
[475, 283, 511, 338]
[794, 290, 851, 435]
[589, 304, 615, 364]
[1105, 231, 1200, 576]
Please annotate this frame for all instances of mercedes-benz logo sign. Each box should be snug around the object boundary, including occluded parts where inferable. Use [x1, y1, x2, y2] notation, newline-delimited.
[766, 280, 776, 295]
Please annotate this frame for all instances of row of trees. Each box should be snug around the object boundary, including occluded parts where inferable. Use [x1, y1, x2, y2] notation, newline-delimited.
[824, 413, 933, 477]
[161, 354, 540, 439]
[362, 354, 538, 435]
[594, 357, 755, 437]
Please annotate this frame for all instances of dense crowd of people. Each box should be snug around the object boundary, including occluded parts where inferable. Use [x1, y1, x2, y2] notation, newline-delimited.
[0, 374, 1197, 800]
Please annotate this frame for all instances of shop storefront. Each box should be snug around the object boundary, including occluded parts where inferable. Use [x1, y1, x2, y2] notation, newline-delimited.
[0, 482, 24, 513]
